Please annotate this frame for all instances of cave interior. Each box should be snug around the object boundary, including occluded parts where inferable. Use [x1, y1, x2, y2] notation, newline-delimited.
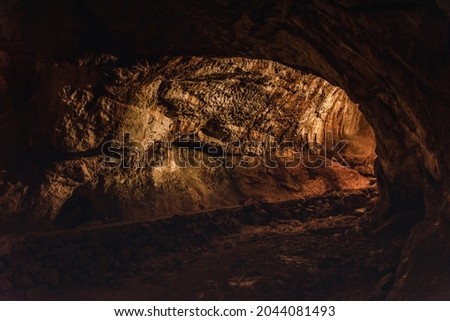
[0, 0, 449, 300]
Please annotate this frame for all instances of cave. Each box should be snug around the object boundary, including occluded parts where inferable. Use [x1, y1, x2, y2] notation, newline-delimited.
[0, 0, 449, 300]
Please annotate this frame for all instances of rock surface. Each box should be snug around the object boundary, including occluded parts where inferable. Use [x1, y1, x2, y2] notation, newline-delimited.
[0, 56, 374, 227]
[0, 0, 449, 299]
[0, 189, 391, 300]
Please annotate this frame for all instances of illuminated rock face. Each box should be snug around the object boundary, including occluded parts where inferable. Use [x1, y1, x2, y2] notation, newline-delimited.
[0, 0, 449, 299]
[0, 56, 374, 226]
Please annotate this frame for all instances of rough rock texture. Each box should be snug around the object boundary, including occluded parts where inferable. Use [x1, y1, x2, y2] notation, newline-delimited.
[0, 0, 449, 299]
[0, 189, 383, 300]
[0, 56, 373, 227]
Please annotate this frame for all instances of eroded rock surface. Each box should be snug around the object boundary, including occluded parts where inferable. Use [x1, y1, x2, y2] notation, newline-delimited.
[0, 57, 374, 227]
[0, 188, 386, 300]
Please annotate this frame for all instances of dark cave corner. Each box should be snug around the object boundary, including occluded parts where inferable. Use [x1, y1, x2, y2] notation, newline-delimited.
[54, 187, 122, 229]
[373, 158, 426, 237]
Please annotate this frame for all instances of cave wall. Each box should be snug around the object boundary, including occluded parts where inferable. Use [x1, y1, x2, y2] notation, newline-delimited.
[0, 56, 372, 226]
[1, 0, 450, 299]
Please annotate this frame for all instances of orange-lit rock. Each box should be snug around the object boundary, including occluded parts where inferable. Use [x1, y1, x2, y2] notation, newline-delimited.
[0, 57, 375, 226]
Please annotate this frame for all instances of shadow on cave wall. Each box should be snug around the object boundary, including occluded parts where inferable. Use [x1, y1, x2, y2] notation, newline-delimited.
[55, 185, 120, 229]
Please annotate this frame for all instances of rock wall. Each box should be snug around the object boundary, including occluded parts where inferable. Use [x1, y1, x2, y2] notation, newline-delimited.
[1, 0, 449, 298]
[0, 56, 373, 228]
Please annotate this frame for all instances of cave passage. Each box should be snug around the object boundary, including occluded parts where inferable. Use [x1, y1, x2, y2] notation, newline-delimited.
[1, 0, 449, 300]
[0, 56, 394, 300]
[49, 57, 378, 228]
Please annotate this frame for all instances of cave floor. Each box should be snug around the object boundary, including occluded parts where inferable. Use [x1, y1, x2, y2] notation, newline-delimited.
[47, 210, 404, 301]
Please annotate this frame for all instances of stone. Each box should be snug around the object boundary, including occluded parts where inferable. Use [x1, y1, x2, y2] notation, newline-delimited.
[354, 208, 367, 216]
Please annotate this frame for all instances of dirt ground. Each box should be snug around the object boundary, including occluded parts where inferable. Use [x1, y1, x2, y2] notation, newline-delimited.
[47, 211, 404, 300]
